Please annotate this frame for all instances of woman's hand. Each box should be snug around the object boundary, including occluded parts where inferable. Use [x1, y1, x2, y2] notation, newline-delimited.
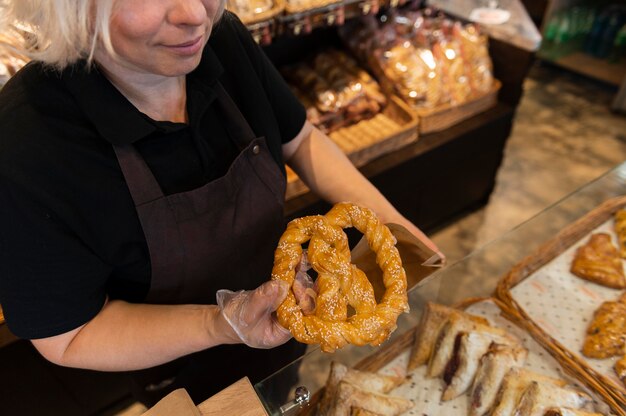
[216, 280, 292, 349]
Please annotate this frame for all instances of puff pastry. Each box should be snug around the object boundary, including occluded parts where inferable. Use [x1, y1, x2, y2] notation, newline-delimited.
[513, 381, 591, 416]
[408, 302, 488, 370]
[582, 300, 626, 359]
[570, 233, 626, 289]
[469, 343, 528, 416]
[491, 368, 567, 416]
[616, 353, 626, 386]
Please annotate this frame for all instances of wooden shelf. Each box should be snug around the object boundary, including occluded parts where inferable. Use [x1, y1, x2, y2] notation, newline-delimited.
[541, 51, 626, 87]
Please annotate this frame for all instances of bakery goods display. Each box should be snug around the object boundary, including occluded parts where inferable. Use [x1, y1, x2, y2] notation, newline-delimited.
[282, 49, 387, 134]
[339, 9, 495, 110]
[272, 202, 409, 353]
[570, 233, 626, 289]
[405, 302, 604, 416]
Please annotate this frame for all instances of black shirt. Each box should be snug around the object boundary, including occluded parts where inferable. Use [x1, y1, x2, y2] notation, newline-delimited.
[0, 12, 306, 339]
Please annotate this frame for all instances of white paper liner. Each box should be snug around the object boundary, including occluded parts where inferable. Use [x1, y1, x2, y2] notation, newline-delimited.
[372, 300, 612, 415]
[509, 219, 625, 389]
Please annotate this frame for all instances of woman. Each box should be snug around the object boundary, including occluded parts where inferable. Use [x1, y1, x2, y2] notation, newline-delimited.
[0, 0, 443, 406]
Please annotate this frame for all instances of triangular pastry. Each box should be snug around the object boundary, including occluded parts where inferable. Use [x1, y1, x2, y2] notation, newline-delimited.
[332, 381, 413, 416]
[469, 343, 528, 416]
[571, 233, 626, 289]
[513, 381, 591, 416]
[408, 302, 488, 370]
[442, 331, 520, 401]
[427, 314, 514, 378]
[319, 362, 403, 415]
[491, 368, 567, 416]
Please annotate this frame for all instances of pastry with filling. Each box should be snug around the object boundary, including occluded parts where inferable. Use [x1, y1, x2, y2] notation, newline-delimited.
[428, 314, 515, 378]
[442, 331, 521, 401]
[469, 343, 528, 416]
[491, 368, 567, 416]
[571, 233, 626, 289]
[513, 381, 591, 416]
[614, 209, 626, 258]
[408, 302, 488, 370]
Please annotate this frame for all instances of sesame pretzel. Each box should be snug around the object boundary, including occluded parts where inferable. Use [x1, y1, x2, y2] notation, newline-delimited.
[272, 202, 409, 352]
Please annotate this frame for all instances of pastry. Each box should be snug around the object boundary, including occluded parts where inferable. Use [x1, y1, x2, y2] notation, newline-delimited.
[582, 300, 626, 359]
[272, 202, 409, 352]
[513, 381, 591, 416]
[616, 353, 626, 386]
[427, 314, 514, 378]
[469, 343, 528, 416]
[442, 331, 520, 401]
[570, 233, 626, 289]
[491, 368, 567, 416]
[408, 302, 488, 370]
[319, 362, 411, 416]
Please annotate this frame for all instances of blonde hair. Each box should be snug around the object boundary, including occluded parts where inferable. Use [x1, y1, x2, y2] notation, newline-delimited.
[0, 0, 228, 71]
[0, 0, 114, 70]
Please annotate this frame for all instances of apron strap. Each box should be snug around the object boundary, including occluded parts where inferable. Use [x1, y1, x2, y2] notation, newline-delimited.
[113, 144, 165, 205]
[213, 82, 258, 150]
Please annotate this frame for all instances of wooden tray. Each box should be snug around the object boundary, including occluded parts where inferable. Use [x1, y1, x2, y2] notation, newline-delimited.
[285, 95, 418, 200]
[296, 297, 617, 415]
[496, 195, 626, 411]
[228, 0, 285, 26]
[415, 80, 501, 134]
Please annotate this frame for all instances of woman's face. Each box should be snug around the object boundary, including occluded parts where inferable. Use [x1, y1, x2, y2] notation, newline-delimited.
[102, 0, 219, 77]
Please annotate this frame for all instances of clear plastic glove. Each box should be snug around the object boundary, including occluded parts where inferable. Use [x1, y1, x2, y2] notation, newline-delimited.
[216, 280, 292, 349]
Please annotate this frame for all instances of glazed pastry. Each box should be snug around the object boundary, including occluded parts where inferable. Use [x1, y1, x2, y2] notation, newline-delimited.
[427, 314, 513, 378]
[491, 368, 567, 416]
[570, 233, 626, 289]
[408, 302, 488, 370]
[582, 300, 626, 359]
[469, 343, 528, 416]
[513, 381, 591, 416]
[442, 331, 520, 401]
[615, 209, 626, 258]
[544, 408, 604, 416]
[272, 202, 408, 353]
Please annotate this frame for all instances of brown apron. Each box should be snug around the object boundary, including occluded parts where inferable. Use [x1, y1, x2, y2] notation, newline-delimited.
[113, 83, 304, 406]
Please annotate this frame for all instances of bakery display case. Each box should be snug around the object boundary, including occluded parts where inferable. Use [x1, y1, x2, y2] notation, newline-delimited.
[253, 161, 626, 415]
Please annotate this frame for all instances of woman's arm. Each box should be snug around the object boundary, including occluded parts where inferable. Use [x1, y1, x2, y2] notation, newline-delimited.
[31, 280, 290, 371]
[283, 121, 444, 259]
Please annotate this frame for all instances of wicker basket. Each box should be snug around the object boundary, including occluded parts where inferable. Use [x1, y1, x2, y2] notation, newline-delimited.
[296, 297, 617, 416]
[228, 0, 285, 25]
[415, 79, 501, 134]
[496, 196, 626, 414]
[285, 95, 418, 200]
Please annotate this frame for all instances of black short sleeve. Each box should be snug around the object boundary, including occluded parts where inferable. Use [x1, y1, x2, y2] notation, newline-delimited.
[0, 171, 109, 339]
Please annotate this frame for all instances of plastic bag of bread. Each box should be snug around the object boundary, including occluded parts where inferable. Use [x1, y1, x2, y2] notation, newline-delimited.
[453, 22, 494, 96]
[226, 0, 274, 23]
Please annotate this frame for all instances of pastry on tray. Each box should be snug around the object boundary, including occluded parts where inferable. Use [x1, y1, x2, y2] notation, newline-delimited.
[544, 408, 605, 416]
[570, 233, 626, 289]
[582, 300, 626, 359]
[409, 303, 607, 416]
[318, 362, 412, 416]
